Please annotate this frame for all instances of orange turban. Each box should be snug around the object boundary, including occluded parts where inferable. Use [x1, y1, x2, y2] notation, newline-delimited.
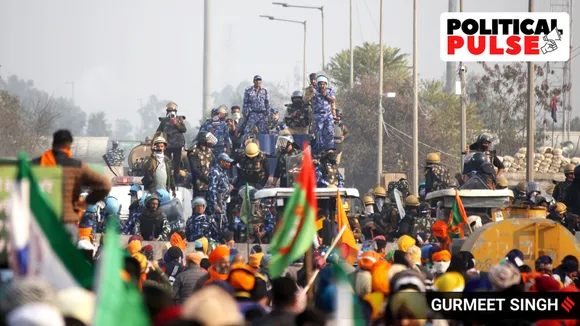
[209, 246, 230, 265]
[126, 240, 142, 255]
[358, 251, 381, 271]
[228, 263, 256, 291]
[431, 221, 448, 239]
[397, 235, 416, 252]
[371, 260, 392, 294]
[432, 250, 451, 262]
[78, 227, 92, 241]
[170, 232, 187, 252]
[186, 253, 202, 265]
[249, 253, 264, 269]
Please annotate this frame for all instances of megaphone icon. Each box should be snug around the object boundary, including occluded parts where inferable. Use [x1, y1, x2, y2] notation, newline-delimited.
[544, 28, 562, 42]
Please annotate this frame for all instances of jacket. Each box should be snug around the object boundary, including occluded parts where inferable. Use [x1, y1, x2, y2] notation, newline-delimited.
[32, 149, 111, 223]
[156, 116, 187, 149]
[172, 264, 207, 304]
[142, 154, 175, 193]
[133, 207, 171, 241]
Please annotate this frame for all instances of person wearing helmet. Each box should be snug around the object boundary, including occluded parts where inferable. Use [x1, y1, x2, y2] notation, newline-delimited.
[97, 196, 122, 233]
[333, 108, 350, 165]
[315, 148, 344, 188]
[237, 143, 269, 189]
[563, 165, 580, 216]
[133, 195, 171, 241]
[242, 75, 270, 138]
[424, 152, 450, 197]
[372, 186, 388, 214]
[510, 181, 528, 205]
[200, 106, 231, 159]
[188, 131, 215, 198]
[467, 133, 505, 175]
[311, 75, 336, 154]
[105, 140, 125, 166]
[284, 90, 312, 135]
[496, 175, 509, 190]
[396, 195, 420, 236]
[80, 204, 99, 235]
[553, 164, 576, 202]
[267, 107, 288, 136]
[304, 72, 319, 105]
[185, 197, 217, 242]
[142, 136, 176, 197]
[156, 102, 187, 181]
[207, 153, 235, 234]
[271, 131, 302, 187]
[463, 152, 497, 189]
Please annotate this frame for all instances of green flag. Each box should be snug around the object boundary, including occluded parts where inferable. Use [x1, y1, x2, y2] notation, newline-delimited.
[269, 149, 317, 278]
[93, 220, 151, 326]
[240, 183, 251, 227]
[333, 259, 366, 326]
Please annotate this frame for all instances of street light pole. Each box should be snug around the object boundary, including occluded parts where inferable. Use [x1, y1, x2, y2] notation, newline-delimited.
[349, 0, 354, 88]
[203, 0, 212, 119]
[377, 0, 384, 184]
[459, 0, 466, 172]
[65, 81, 75, 105]
[526, 0, 535, 182]
[272, 2, 325, 71]
[259, 15, 307, 89]
[412, 0, 419, 196]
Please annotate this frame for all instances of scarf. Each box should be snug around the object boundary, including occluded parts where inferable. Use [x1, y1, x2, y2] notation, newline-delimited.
[205, 266, 229, 285]
[39, 148, 72, 167]
[170, 233, 187, 252]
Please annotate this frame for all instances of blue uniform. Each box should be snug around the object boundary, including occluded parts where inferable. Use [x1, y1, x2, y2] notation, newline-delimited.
[315, 165, 344, 188]
[206, 164, 231, 233]
[200, 119, 231, 158]
[185, 213, 218, 242]
[80, 212, 98, 234]
[312, 88, 336, 153]
[242, 86, 270, 136]
[122, 206, 143, 235]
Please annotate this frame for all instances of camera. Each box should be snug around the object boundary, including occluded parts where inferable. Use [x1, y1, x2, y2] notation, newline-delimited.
[460, 65, 467, 73]
[167, 112, 177, 119]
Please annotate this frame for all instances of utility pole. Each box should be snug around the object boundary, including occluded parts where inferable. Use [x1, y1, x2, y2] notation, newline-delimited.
[321, 6, 325, 70]
[349, 0, 354, 88]
[65, 81, 75, 105]
[202, 0, 212, 119]
[377, 0, 384, 184]
[412, 0, 419, 196]
[459, 0, 467, 172]
[303, 21, 308, 90]
[526, 0, 535, 183]
[445, 0, 458, 93]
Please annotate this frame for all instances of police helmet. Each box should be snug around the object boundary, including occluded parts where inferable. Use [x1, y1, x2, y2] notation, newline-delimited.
[373, 186, 387, 198]
[291, 91, 303, 99]
[112, 140, 119, 147]
[564, 164, 576, 174]
[211, 108, 218, 116]
[555, 202, 567, 214]
[269, 108, 279, 114]
[85, 204, 98, 214]
[404, 195, 420, 207]
[536, 194, 555, 207]
[363, 195, 375, 205]
[192, 197, 207, 208]
[526, 182, 541, 195]
[139, 193, 151, 206]
[471, 152, 486, 167]
[335, 108, 343, 117]
[316, 75, 329, 85]
[103, 196, 121, 216]
[129, 184, 142, 193]
[155, 189, 171, 204]
[478, 133, 493, 144]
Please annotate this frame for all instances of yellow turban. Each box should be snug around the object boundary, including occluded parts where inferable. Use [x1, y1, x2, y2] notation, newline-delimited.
[397, 235, 416, 252]
[126, 240, 142, 255]
[434, 272, 465, 292]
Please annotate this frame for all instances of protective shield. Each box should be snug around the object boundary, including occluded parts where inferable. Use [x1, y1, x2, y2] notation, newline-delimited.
[257, 134, 277, 156]
[285, 152, 304, 187]
[159, 198, 185, 233]
[129, 144, 151, 176]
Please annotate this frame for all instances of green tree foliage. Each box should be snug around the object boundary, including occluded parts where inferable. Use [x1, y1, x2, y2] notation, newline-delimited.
[472, 62, 563, 155]
[327, 42, 410, 89]
[86, 111, 112, 137]
[137, 95, 171, 140]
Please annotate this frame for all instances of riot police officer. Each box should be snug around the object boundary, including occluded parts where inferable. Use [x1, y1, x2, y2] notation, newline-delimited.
[188, 131, 216, 198]
[284, 91, 311, 135]
[424, 152, 450, 196]
[398, 195, 420, 237]
[271, 132, 302, 188]
[553, 164, 575, 202]
[314, 148, 344, 188]
[467, 133, 505, 175]
[237, 143, 269, 189]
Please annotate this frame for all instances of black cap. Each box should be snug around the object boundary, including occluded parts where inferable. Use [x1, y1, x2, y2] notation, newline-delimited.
[253, 75, 262, 81]
[309, 73, 317, 80]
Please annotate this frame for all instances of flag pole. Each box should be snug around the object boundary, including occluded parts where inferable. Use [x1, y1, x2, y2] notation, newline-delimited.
[303, 225, 347, 293]
[305, 247, 313, 303]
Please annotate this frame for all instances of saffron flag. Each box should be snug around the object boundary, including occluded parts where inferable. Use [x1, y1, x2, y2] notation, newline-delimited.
[8, 153, 93, 290]
[93, 220, 151, 326]
[336, 191, 359, 265]
[551, 96, 558, 123]
[448, 189, 469, 238]
[269, 145, 318, 278]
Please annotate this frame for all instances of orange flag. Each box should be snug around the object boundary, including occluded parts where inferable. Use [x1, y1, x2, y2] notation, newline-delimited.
[336, 190, 359, 265]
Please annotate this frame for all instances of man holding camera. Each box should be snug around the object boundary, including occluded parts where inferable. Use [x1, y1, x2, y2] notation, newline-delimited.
[156, 102, 187, 181]
[142, 136, 176, 197]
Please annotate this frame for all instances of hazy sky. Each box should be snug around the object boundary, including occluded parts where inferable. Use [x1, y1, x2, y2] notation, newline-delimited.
[0, 0, 578, 127]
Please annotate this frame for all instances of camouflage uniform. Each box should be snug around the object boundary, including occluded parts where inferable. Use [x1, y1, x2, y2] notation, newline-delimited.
[284, 102, 311, 133]
[273, 147, 302, 188]
[315, 161, 344, 188]
[106, 148, 125, 166]
[232, 210, 276, 243]
[242, 86, 270, 136]
[206, 164, 230, 233]
[312, 88, 336, 154]
[188, 146, 214, 197]
[412, 214, 436, 242]
[268, 117, 287, 136]
[200, 119, 231, 158]
[185, 213, 218, 242]
[238, 153, 269, 188]
[553, 180, 572, 203]
[424, 163, 450, 196]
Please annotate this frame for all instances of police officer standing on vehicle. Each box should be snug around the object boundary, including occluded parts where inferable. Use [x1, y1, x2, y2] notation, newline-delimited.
[270, 132, 302, 188]
[311, 75, 336, 154]
[156, 102, 187, 181]
[424, 152, 450, 197]
[267, 108, 287, 136]
[237, 143, 269, 189]
[333, 109, 349, 166]
[200, 107, 231, 158]
[284, 91, 311, 135]
[467, 133, 504, 175]
[188, 131, 216, 198]
[206, 153, 235, 234]
[242, 75, 270, 138]
[553, 164, 575, 202]
[106, 141, 125, 166]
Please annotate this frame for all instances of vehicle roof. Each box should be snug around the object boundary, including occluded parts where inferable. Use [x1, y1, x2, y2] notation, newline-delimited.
[254, 187, 360, 199]
[425, 188, 514, 201]
[108, 185, 132, 217]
